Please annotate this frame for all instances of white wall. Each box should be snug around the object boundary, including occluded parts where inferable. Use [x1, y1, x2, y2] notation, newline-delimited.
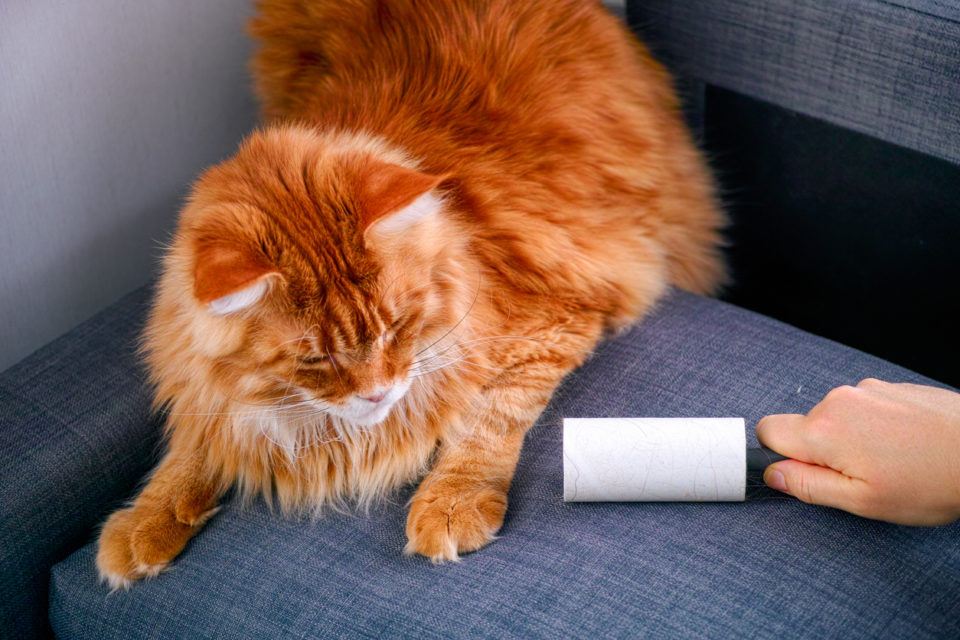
[0, 1, 259, 370]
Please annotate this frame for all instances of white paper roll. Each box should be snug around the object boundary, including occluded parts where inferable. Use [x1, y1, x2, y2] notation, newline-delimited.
[563, 417, 746, 502]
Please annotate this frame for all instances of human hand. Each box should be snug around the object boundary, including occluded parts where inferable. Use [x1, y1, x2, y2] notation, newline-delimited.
[756, 379, 960, 526]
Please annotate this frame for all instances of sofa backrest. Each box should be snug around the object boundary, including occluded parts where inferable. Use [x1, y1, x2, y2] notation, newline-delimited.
[628, 0, 960, 387]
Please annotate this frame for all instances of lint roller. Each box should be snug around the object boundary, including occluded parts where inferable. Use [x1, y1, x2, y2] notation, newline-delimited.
[563, 417, 787, 502]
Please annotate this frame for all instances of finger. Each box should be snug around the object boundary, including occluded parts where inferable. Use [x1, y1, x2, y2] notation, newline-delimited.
[855, 377, 888, 390]
[755, 414, 819, 463]
[764, 460, 862, 513]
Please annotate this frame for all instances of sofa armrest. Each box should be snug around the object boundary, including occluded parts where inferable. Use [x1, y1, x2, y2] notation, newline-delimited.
[0, 286, 161, 639]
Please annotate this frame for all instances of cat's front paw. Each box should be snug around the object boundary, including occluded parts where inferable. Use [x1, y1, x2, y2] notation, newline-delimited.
[96, 503, 212, 590]
[404, 477, 508, 563]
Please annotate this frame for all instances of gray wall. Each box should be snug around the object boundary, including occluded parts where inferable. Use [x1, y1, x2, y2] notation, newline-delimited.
[0, 1, 259, 371]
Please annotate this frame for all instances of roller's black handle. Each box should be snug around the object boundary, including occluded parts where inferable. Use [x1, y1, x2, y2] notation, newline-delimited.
[746, 447, 789, 472]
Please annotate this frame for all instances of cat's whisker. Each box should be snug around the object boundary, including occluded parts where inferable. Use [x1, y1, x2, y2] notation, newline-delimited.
[276, 332, 315, 413]
[377, 277, 449, 310]
[410, 362, 484, 379]
[414, 273, 483, 358]
[409, 335, 550, 375]
[409, 355, 497, 376]
[272, 334, 313, 348]
[326, 346, 344, 383]
[250, 405, 351, 459]
[168, 410, 257, 418]
[415, 334, 549, 361]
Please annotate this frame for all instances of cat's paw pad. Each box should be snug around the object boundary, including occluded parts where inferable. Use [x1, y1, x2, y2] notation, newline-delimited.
[96, 506, 197, 590]
[404, 482, 507, 563]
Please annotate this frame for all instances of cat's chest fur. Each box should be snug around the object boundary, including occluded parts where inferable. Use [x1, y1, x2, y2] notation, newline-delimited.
[217, 365, 456, 512]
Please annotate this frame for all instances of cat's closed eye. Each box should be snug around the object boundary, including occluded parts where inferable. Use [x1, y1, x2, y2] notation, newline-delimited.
[297, 354, 329, 365]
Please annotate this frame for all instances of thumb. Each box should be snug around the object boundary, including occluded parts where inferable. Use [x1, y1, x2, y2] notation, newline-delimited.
[764, 460, 861, 512]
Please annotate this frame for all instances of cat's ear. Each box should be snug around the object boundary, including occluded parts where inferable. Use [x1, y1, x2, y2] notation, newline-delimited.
[193, 241, 281, 315]
[359, 161, 448, 236]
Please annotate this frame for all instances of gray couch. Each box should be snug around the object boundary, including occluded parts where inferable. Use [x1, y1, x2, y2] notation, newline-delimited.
[2, 1, 958, 638]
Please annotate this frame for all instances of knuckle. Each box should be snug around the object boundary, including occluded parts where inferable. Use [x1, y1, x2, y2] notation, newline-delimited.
[857, 378, 885, 390]
[825, 384, 857, 403]
[801, 415, 831, 444]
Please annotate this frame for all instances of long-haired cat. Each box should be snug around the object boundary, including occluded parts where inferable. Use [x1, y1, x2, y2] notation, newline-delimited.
[96, 0, 726, 588]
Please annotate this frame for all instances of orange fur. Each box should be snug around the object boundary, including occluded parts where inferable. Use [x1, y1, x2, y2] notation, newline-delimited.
[97, 0, 727, 586]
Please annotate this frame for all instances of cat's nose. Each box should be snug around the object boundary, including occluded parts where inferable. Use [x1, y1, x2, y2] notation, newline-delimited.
[361, 387, 391, 403]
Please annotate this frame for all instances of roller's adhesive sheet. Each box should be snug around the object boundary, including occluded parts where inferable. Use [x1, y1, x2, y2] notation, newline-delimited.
[563, 417, 746, 502]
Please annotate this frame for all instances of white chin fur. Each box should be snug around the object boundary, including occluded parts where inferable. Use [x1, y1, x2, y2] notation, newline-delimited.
[327, 379, 412, 427]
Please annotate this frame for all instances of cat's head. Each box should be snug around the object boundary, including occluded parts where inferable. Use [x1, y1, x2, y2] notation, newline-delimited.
[152, 126, 468, 428]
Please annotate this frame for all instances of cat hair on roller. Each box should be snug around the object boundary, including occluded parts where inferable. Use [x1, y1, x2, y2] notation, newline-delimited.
[562, 418, 787, 502]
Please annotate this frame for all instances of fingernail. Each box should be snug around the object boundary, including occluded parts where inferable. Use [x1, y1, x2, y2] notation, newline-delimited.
[765, 469, 787, 493]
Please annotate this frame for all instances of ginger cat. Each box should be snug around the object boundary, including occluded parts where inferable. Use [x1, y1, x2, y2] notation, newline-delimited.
[96, 0, 726, 589]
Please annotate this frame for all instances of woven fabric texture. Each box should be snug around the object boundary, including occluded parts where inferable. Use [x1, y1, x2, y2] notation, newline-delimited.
[47, 290, 959, 639]
[0, 286, 160, 639]
[627, 0, 960, 165]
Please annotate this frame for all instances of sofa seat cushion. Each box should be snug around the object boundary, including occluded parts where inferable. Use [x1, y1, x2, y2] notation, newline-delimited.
[49, 290, 960, 638]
